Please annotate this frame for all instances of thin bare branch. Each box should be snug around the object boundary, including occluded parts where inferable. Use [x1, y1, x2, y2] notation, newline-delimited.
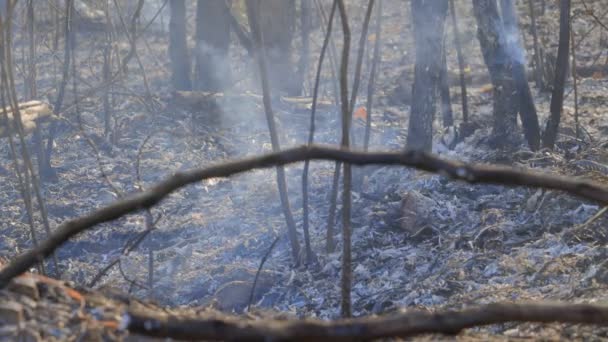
[127, 302, 608, 341]
[3, 144, 608, 286]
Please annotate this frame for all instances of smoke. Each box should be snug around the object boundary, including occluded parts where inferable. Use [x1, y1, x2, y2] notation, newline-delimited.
[500, 0, 527, 66]
[503, 27, 526, 66]
[193, 42, 233, 93]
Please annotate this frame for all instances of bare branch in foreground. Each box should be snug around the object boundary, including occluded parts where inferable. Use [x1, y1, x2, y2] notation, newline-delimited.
[2, 144, 608, 287]
[126, 302, 608, 341]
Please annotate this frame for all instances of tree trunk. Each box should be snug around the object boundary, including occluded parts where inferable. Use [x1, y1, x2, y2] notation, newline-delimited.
[500, 0, 541, 150]
[297, 0, 312, 96]
[439, 39, 454, 128]
[169, 0, 191, 91]
[527, 0, 545, 90]
[246, 0, 301, 263]
[258, 0, 298, 95]
[472, 0, 518, 148]
[449, 0, 469, 124]
[406, 0, 448, 151]
[194, 0, 231, 92]
[542, 0, 571, 149]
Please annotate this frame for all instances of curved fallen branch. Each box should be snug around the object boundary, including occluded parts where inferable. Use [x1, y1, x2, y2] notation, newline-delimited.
[2, 144, 608, 287]
[126, 302, 608, 340]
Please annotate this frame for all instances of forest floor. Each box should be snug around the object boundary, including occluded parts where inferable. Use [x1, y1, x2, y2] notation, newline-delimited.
[2, 0, 608, 340]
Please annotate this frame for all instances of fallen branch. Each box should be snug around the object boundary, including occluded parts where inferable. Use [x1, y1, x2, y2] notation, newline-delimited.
[2, 144, 608, 287]
[126, 302, 608, 340]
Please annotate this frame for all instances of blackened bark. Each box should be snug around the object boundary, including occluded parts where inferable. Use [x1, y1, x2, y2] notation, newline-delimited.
[169, 0, 191, 91]
[258, 0, 298, 95]
[194, 0, 231, 92]
[246, 0, 301, 263]
[439, 40, 454, 128]
[406, 0, 448, 151]
[449, 0, 468, 123]
[500, 0, 541, 150]
[472, 0, 518, 148]
[542, 0, 571, 149]
[45, 0, 74, 179]
[527, 0, 544, 90]
[297, 0, 312, 96]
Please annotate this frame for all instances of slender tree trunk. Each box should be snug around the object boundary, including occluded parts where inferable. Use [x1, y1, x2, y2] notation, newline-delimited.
[103, 0, 114, 139]
[527, 0, 544, 90]
[303, 0, 337, 266]
[439, 37, 453, 128]
[472, 0, 518, 148]
[500, 0, 541, 150]
[449, 0, 468, 123]
[542, 0, 571, 149]
[25, 0, 52, 180]
[46, 0, 75, 179]
[336, 0, 352, 318]
[364, 0, 383, 151]
[258, 0, 298, 95]
[571, 26, 579, 139]
[297, 0, 312, 96]
[406, 0, 448, 151]
[246, 0, 301, 263]
[169, 0, 191, 90]
[194, 0, 231, 92]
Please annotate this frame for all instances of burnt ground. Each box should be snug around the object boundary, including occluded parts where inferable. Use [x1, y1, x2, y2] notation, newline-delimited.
[2, 0, 608, 340]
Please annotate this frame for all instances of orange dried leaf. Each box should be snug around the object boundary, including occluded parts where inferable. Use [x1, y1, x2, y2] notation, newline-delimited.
[479, 84, 493, 94]
[98, 320, 120, 330]
[64, 287, 85, 303]
[354, 107, 368, 120]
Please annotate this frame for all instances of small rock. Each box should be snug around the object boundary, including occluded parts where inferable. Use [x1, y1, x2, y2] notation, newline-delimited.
[18, 328, 41, 342]
[399, 191, 436, 234]
[592, 260, 608, 284]
[458, 121, 481, 140]
[213, 279, 273, 313]
[0, 301, 24, 325]
[525, 190, 543, 212]
[0, 324, 18, 338]
[410, 225, 439, 243]
[480, 208, 503, 226]
[474, 225, 504, 251]
[9, 276, 40, 300]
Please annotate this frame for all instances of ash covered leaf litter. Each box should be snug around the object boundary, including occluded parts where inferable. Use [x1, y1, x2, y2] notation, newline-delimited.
[2, 0, 608, 340]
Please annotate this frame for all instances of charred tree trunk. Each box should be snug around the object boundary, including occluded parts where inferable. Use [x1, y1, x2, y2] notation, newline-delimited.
[472, 0, 518, 148]
[527, 0, 544, 90]
[449, 0, 469, 124]
[406, 0, 448, 151]
[194, 0, 231, 92]
[542, 0, 571, 149]
[246, 0, 302, 263]
[169, 0, 191, 91]
[25, 0, 53, 180]
[439, 39, 454, 128]
[258, 0, 298, 95]
[297, 0, 312, 96]
[364, 0, 383, 151]
[500, 0, 541, 150]
[45, 0, 74, 180]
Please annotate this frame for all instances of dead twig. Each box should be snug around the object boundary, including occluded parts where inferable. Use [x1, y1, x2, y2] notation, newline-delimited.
[364, 0, 383, 151]
[302, 0, 337, 265]
[246, 0, 301, 262]
[127, 302, 608, 341]
[247, 235, 280, 311]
